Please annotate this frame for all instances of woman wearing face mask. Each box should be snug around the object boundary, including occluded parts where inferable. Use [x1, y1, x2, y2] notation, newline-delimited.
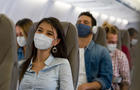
[105, 26, 131, 90]
[16, 18, 33, 61]
[18, 17, 74, 90]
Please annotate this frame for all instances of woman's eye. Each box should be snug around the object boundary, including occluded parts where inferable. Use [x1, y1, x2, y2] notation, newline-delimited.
[47, 32, 53, 36]
[37, 29, 42, 32]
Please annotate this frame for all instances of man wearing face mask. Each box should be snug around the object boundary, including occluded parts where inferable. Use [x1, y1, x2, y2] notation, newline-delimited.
[105, 26, 131, 90]
[128, 28, 138, 48]
[76, 11, 113, 90]
[128, 28, 138, 60]
[128, 28, 139, 82]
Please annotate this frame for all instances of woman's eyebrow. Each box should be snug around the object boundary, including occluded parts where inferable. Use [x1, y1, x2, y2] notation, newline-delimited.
[38, 26, 43, 30]
[47, 30, 54, 34]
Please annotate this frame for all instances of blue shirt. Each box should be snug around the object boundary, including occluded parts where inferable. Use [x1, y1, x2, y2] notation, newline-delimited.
[18, 47, 24, 61]
[19, 54, 74, 90]
[84, 40, 113, 90]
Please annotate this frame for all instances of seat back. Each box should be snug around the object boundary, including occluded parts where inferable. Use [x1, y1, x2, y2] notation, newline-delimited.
[93, 26, 107, 47]
[25, 21, 79, 89]
[0, 14, 18, 90]
[117, 30, 122, 49]
[120, 30, 130, 49]
[130, 33, 140, 90]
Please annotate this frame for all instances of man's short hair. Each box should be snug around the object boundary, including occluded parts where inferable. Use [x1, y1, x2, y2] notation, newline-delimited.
[78, 11, 97, 27]
[128, 28, 138, 36]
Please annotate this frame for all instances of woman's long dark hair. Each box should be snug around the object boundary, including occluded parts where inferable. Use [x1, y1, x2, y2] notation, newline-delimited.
[19, 17, 67, 83]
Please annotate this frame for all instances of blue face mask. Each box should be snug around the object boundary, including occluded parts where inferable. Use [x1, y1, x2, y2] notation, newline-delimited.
[76, 24, 91, 37]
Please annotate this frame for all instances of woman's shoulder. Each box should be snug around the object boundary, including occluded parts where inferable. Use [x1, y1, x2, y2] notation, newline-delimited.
[52, 58, 70, 65]
[18, 59, 26, 67]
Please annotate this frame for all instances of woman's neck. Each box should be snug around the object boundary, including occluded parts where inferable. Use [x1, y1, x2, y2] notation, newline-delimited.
[23, 46, 26, 55]
[36, 49, 51, 63]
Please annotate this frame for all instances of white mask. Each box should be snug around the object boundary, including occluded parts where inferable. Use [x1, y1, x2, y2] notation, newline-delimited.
[107, 44, 117, 52]
[131, 39, 138, 45]
[34, 33, 53, 50]
[17, 36, 26, 47]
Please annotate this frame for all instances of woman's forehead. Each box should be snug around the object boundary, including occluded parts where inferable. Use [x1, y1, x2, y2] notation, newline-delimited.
[38, 22, 58, 37]
[16, 26, 23, 31]
[16, 26, 24, 34]
[39, 22, 53, 30]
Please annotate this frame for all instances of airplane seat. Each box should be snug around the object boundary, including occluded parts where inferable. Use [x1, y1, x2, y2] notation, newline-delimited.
[25, 21, 79, 89]
[120, 30, 132, 70]
[0, 14, 18, 90]
[117, 30, 122, 50]
[60, 22, 79, 89]
[120, 30, 130, 49]
[93, 26, 107, 47]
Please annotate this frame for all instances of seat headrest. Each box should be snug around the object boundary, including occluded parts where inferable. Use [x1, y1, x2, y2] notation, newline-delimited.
[0, 14, 17, 90]
[60, 22, 78, 55]
[117, 31, 122, 49]
[0, 14, 16, 61]
[94, 26, 107, 47]
[120, 30, 130, 49]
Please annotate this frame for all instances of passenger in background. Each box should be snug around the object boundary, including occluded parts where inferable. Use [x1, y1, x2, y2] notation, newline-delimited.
[19, 17, 74, 90]
[128, 28, 138, 48]
[105, 26, 131, 90]
[16, 18, 33, 61]
[102, 22, 132, 71]
[76, 11, 113, 90]
[128, 28, 139, 82]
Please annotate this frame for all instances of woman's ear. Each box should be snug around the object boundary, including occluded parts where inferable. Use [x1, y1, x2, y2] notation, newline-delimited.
[52, 39, 61, 46]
